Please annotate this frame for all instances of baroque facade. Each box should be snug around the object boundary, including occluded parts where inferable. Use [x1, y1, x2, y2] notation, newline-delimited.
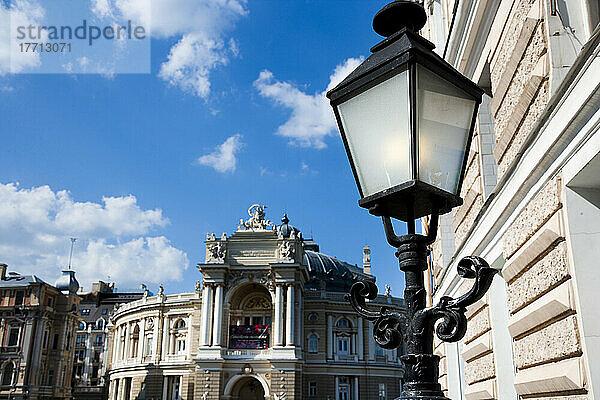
[0, 264, 80, 399]
[106, 206, 406, 400]
[422, 0, 600, 398]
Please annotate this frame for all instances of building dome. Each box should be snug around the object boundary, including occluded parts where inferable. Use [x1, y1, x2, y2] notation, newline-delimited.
[276, 214, 302, 239]
[303, 250, 356, 291]
[55, 270, 80, 294]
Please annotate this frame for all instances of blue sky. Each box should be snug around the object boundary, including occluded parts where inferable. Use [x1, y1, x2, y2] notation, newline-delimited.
[0, 0, 414, 296]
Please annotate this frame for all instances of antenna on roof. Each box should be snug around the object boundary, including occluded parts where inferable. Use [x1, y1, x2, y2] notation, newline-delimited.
[67, 237, 77, 270]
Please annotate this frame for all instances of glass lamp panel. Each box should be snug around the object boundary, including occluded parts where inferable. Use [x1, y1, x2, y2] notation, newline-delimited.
[337, 70, 411, 198]
[416, 65, 476, 195]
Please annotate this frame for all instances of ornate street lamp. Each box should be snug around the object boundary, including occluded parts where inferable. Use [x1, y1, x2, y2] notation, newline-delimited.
[327, 2, 496, 399]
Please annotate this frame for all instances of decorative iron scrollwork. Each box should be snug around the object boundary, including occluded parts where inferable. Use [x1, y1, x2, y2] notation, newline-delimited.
[347, 256, 496, 349]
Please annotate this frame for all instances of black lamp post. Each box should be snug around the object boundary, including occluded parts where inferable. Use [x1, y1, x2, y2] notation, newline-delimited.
[327, 2, 497, 399]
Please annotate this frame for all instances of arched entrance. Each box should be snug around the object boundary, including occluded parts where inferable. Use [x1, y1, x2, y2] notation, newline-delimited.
[229, 376, 266, 400]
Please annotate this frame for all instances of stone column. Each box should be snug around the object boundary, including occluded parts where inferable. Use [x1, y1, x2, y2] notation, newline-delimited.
[138, 320, 145, 361]
[170, 326, 175, 354]
[357, 318, 364, 361]
[368, 321, 375, 361]
[327, 315, 333, 359]
[84, 325, 92, 381]
[199, 284, 210, 346]
[354, 376, 359, 400]
[296, 287, 302, 348]
[186, 314, 193, 357]
[200, 285, 213, 346]
[212, 284, 224, 347]
[123, 323, 131, 361]
[162, 317, 169, 358]
[112, 326, 119, 362]
[335, 376, 340, 398]
[285, 284, 295, 346]
[274, 284, 283, 346]
[351, 334, 356, 355]
[152, 317, 159, 361]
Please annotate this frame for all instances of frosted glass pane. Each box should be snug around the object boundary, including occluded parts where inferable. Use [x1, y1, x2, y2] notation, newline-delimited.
[417, 66, 476, 195]
[337, 71, 411, 198]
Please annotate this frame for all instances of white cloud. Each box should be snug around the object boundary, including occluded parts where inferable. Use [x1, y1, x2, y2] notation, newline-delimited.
[0, 0, 45, 75]
[254, 57, 364, 149]
[0, 182, 188, 289]
[196, 134, 243, 173]
[94, 0, 248, 98]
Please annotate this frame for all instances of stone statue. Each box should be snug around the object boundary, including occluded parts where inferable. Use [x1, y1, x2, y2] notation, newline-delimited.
[238, 204, 273, 231]
[206, 242, 226, 263]
[384, 284, 391, 297]
[278, 241, 295, 260]
[158, 284, 164, 296]
[195, 280, 202, 293]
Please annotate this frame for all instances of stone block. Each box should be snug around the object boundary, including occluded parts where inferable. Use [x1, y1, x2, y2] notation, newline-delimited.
[464, 378, 497, 400]
[497, 79, 550, 178]
[466, 292, 489, 319]
[503, 178, 561, 259]
[460, 160, 481, 199]
[506, 241, 569, 313]
[465, 352, 495, 384]
[439, 356, 447, 377]
[508, 280, 575, 338]
[491, 0, 542, 114]
[494, 54, 549, 163]
[491, 0, 538, 88]
[462, 330, 493, 362]
[513, 315, 581, 369]
[465, 307, 490, 343]
[455, 195, 484, 247]
[513, 357, 586, 395]
[503, 210, 564, 283]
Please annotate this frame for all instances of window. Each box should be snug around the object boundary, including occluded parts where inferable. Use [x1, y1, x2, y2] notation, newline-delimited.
[95, 334, 103, 346]
[93, 350, 101, 363]
[308, 381, 317, 397]
[78, 322, 85, 330]
[376, 344, 385, 357]
[97, 319, 104, 329]
[79, 350, 85, 361]
[308, 333, 318, 353]
[7, 327, 19, 346]
[336, 318, 350, 328]
[338, 378, 350, 400]
[52, 333, 59, 350]
[46, 369, 54, 386]
[378, 383, 387, 400]
[308, 313, 318, 322]
[1, 363, 13, 386]
[80, 309, 90, 316]
[42, 330, 49, 349]
[145, 337, 153, 356]
[91, 365, 99, 379]
[337, 336, 349, 355]
[176, 337, 186, 354]
[15, 291, 24, 306]
[102, 308, 108, 315]
[46, 296, 53, 307]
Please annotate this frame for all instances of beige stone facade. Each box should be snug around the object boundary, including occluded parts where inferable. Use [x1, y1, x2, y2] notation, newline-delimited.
[106, 208, 406, 399]
[0, 265, 81, 400]
[423, 0, 599, 398]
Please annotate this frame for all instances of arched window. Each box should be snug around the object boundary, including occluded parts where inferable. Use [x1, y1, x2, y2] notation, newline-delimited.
[336, 318, 351, 328]
[97, 319, 104, 329]
[131, 325, 140, 358]
[308, 333, 318, 353]
[78, 322, 85, 330]
[174, 318, 187, 355]
[175, 319, 186, 329]
[2, 362, 14, 386]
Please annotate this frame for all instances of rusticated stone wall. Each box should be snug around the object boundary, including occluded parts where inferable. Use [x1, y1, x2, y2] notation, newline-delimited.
[490, 0, 550, 179]
[502, 177, 589, 398]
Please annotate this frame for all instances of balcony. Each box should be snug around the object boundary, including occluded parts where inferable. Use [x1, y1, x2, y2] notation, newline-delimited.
[223, 348, 273, 359]
[334, 354, 359, 363]
[228, 325, 269, 350]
